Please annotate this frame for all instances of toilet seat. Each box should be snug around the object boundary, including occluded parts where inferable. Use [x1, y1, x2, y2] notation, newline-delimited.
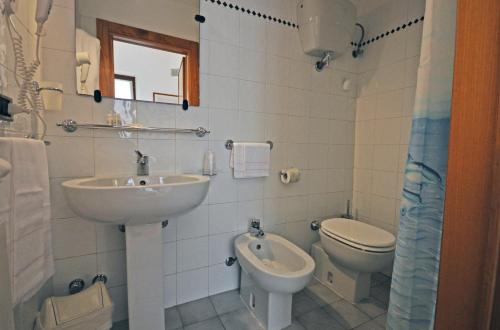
[321, 218, 395, 253]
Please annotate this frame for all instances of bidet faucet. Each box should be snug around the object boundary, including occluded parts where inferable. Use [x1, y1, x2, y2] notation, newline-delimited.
[249, 218, 265, 238]
[135, 150, 149, 176]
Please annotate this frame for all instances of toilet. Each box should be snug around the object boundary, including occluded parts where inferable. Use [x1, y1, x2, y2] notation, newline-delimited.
[313, 218, 395, 303]
[235, 233, 315, 330]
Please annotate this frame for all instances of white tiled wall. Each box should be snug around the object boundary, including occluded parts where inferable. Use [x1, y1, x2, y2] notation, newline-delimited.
[2, 0, 357, 322]
[352, 0, 425, 234]
[1, 0, 424, 324]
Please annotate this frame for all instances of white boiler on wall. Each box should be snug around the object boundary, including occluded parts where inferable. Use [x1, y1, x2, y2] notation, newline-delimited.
[297, 0, 357, 58]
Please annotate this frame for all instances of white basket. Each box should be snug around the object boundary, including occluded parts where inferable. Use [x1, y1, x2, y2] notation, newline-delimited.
[34, 283, 113, 330]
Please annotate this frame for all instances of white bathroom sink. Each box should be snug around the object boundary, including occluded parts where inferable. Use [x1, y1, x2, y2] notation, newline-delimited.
[63, 174, 210, 329]
[62, 174, 210, 225]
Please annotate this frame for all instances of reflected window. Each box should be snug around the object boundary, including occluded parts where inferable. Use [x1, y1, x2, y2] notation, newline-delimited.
[114, 74, 136, 100]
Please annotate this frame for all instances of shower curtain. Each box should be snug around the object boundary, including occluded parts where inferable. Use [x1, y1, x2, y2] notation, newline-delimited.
[386, 0, 456, 329]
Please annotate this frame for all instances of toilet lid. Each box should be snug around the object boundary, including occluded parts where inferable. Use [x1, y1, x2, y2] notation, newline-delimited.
[321, 218, 395, 249]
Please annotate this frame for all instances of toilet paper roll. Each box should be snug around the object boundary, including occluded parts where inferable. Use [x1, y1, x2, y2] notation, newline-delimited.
[280, 168, 301, 184]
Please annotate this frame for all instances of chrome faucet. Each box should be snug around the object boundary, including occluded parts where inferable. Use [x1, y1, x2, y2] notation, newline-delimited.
[135, 150, 149, 176]
[249, 218, 265, 238]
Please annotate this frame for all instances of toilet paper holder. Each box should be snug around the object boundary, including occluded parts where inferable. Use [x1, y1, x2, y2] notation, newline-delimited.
[280, 167, 301, 184]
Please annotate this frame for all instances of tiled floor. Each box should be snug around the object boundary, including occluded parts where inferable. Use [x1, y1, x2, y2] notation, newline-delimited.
[112, 273, 391, 330]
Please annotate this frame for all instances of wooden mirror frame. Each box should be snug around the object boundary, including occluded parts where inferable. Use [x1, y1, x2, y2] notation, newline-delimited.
[96, 19, 199, 106]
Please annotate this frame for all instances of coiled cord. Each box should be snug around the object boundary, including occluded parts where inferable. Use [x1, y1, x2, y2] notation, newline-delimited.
[6, 15, 46, 139]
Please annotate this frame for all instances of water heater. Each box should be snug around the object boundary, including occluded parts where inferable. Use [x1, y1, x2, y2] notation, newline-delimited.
[297, 0, 357, 58]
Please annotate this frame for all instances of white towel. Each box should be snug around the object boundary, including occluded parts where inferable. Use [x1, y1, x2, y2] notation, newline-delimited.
[76, 28, 101, 94]
[230, 142, 270, 178]
[0, 138, 54, 306]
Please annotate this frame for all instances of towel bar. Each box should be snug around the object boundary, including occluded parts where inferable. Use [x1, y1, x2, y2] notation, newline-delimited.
[225, 140, 273, 150]
[57, 119, 210, 137]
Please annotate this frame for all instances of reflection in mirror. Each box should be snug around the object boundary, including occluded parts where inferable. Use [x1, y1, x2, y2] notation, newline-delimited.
[113, 40, 185, 103]
[114, 73, 136, 101]
[75, 0, 200, 106]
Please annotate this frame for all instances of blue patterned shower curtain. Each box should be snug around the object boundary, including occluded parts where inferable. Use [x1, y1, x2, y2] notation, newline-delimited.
[386, 1, 456, 329]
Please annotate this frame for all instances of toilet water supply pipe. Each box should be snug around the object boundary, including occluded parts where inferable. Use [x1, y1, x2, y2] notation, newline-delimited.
[310, 200, 353, 230]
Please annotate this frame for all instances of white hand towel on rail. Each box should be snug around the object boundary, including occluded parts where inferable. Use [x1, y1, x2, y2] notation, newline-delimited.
[0, 138, 54, 306]
[230, 142, 270, 178]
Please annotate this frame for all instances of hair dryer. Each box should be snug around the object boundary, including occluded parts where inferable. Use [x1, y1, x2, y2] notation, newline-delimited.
[35, 0, 53, 34]
[76, 52, 92, 93]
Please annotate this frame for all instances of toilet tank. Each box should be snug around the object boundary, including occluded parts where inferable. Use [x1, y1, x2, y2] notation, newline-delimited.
[297, 0, 357, 58]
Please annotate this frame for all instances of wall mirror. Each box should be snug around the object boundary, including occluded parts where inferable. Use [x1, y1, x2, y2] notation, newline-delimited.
[75, 0, 200, 106]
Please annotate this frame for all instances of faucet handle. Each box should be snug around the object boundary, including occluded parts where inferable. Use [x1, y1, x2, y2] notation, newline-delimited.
[135, 150, 147, 163]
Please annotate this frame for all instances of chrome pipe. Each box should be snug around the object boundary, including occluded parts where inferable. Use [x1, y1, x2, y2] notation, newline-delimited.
[56, 119, 210, 137]
[315, 52, 333, 72]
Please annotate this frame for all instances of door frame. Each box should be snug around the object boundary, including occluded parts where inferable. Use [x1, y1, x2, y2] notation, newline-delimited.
[435, 0, 500, 329]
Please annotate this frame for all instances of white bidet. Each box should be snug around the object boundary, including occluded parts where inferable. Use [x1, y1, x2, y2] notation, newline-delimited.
[235, 233, 315, 330]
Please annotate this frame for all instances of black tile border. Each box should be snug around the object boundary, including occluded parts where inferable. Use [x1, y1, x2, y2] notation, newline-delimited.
[204, 0, 424, 49]
[351, 16, 425, 48]
[204, 0, 299, 29]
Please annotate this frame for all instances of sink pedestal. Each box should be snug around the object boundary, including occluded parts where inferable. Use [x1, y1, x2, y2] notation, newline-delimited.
[61, 174, 210, 330]
[125, 223, 165, 330]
